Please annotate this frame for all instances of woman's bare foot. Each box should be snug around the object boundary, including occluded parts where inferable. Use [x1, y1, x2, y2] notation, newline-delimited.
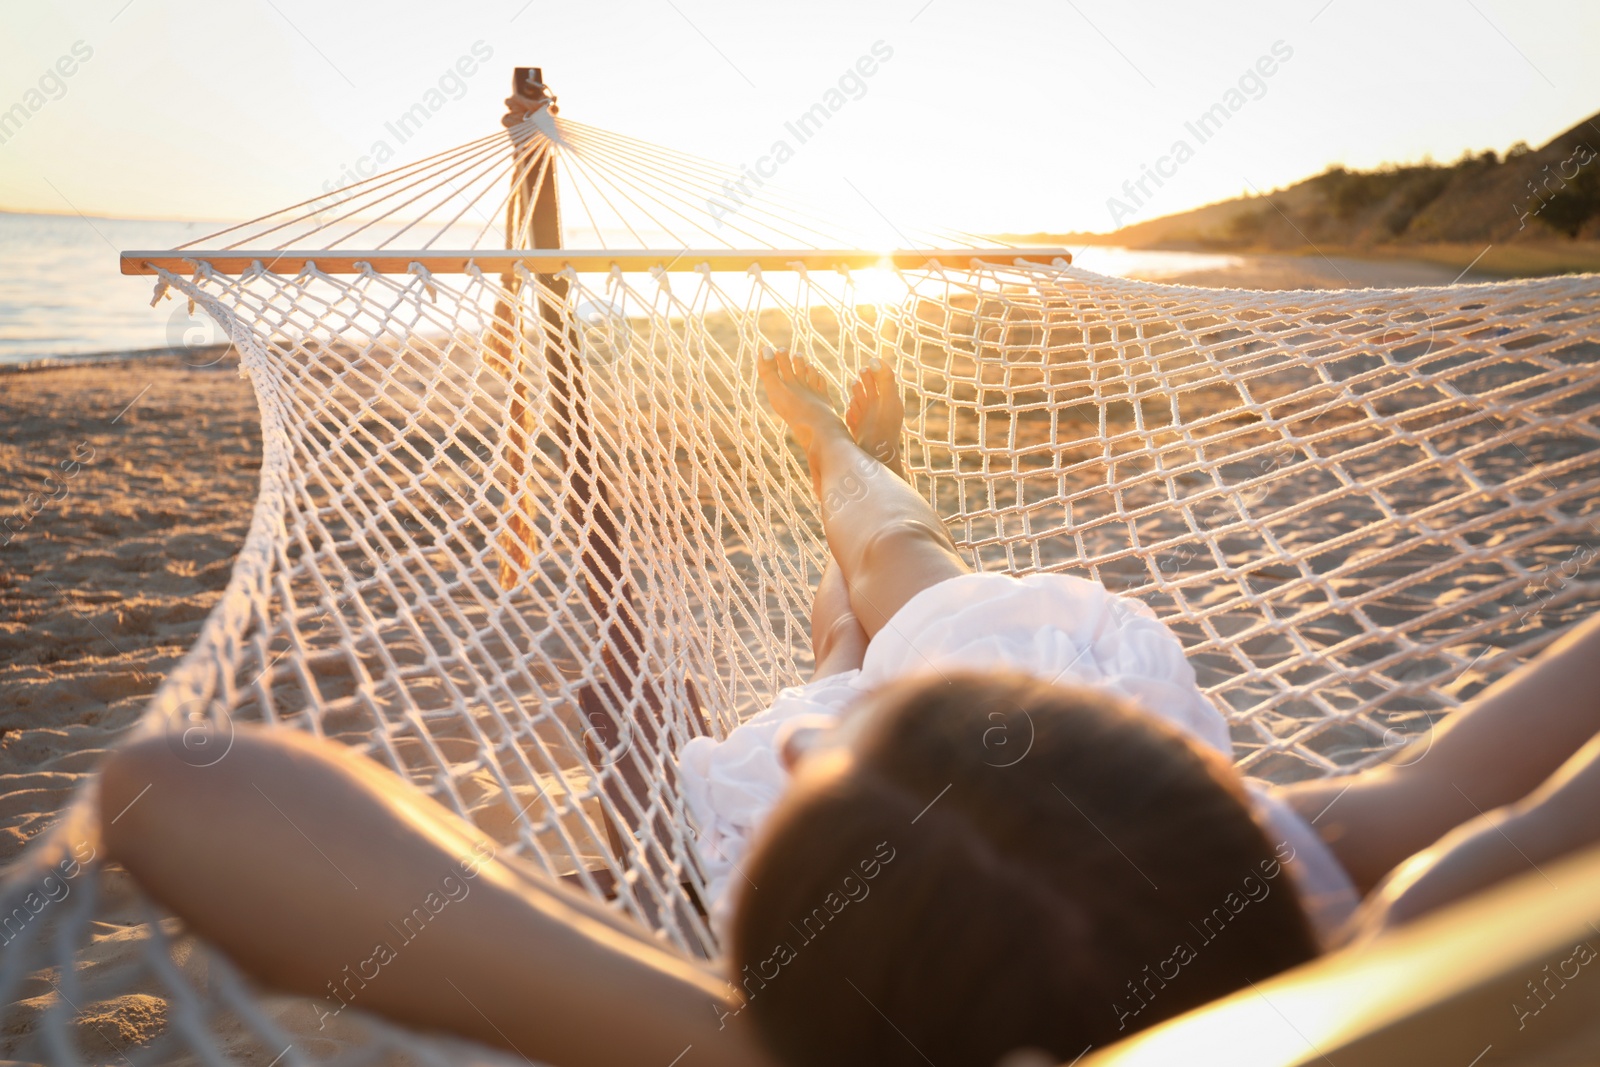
[757, 347, 851, 455]
[844, 359, 906, 479]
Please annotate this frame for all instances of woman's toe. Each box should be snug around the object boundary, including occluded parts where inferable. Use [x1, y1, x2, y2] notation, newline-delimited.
[871, 358, 894, 390]
[807, 363, 831, 400]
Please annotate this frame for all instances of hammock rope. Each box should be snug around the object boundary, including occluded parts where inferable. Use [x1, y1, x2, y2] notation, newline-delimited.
[5, 87, 1599, 1065]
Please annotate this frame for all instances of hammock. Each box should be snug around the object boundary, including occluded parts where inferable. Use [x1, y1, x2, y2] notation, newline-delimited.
[5, 68, 1600, 1065]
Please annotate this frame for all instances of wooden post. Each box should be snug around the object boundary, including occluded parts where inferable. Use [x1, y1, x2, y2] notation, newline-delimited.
[495, 69, 706, 932]
[508, 67, 562, 248]
[490, 67, 554, 581]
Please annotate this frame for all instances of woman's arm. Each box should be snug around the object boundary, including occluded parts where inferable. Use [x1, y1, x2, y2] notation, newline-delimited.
[1279, 611, 1600, 892]
[101, 726, 773, 1067]
[1341, 725, 1600, 940]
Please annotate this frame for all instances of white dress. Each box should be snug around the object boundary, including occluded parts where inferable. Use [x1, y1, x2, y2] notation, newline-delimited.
[677, 572, 1360, 945]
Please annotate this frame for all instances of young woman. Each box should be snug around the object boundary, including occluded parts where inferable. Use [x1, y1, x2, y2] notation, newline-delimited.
[100, 349, 1600, 1067]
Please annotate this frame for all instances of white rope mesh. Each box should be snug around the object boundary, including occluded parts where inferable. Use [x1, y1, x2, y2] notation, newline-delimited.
[8, 107, 1600, 1063]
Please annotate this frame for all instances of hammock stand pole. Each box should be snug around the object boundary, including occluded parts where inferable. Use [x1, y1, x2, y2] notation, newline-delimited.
[502, 68, 706, 925]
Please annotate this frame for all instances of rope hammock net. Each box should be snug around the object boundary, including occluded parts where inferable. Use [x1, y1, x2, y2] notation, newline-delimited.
[6, 68, 1600, 1065]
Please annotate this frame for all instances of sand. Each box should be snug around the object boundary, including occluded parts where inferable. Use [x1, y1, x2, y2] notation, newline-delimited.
[0, 352, 260, 862]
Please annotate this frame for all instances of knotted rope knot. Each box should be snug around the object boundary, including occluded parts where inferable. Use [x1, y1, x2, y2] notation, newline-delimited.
[186, 265, 209, 314]
[519, 76, 558, 113]
[407, 262, 439, 302]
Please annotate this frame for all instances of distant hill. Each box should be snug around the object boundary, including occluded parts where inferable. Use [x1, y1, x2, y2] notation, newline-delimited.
[1009, 110, 1600, 273]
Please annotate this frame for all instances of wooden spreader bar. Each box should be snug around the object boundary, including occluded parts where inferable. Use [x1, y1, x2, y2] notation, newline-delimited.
[120, 247, 1073, 276]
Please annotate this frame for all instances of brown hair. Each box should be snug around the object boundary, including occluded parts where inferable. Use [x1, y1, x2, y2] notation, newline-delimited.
[728, 671, 1319, 1067]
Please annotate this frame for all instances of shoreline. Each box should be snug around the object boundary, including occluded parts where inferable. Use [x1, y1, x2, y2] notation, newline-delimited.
[0, 342, 233, 375]
[1139, 241, 1600, 281]
[1010, 236, 1600, 281]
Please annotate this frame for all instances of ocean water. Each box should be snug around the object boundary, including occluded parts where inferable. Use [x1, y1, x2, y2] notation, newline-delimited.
[0, 211, 1247, 366]
[0, 212, 228, 366]
[1070, 245, 1245, 279]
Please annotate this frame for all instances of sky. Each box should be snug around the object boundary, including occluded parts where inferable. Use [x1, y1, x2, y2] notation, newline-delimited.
[1, 0, 1597, 237]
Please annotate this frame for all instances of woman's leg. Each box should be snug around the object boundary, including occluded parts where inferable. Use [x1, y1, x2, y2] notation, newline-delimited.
[804, 365, 914, 679]
[100, 727, 767, 1067]
[810, 558, 868, 679]
[760, 349, 969, 637]
[843, 357, 909, 481]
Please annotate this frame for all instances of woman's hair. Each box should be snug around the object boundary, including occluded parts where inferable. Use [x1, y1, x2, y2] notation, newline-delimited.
[728, 671, 1320, 1067]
